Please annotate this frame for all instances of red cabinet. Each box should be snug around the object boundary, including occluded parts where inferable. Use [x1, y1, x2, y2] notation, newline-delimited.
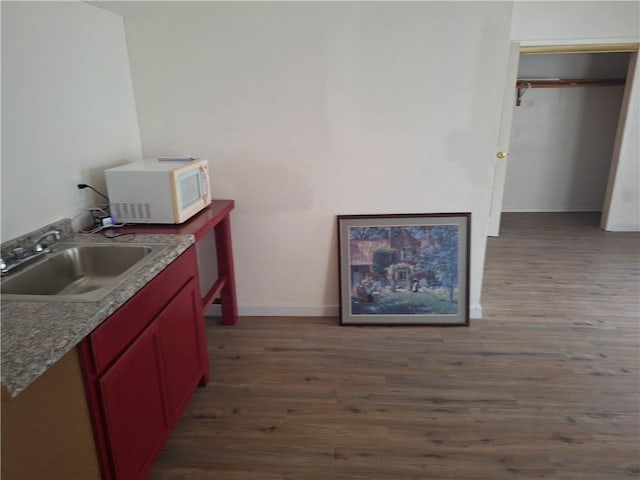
[99, 322, 168, 480]
[79, 246, 209, 480]
[157, 279, 206, 418]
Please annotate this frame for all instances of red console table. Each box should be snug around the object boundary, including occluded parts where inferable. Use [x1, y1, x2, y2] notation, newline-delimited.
[123, 199, 238, 325]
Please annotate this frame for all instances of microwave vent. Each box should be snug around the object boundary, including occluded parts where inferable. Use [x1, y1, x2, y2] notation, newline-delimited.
[113, 204, 123, 220]
[112, 203, 151, 222]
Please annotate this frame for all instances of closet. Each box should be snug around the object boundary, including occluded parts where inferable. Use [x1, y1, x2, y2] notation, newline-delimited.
[502, 52, 631, 216]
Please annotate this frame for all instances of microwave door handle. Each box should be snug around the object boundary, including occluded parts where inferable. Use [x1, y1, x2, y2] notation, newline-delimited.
[200, 164, 211, 200]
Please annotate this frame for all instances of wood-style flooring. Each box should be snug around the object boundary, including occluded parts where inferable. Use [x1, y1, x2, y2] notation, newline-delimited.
[150, 213, 640, 480]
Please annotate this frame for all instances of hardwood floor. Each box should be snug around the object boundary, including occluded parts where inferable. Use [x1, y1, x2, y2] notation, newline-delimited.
[150, 213, 640, 480]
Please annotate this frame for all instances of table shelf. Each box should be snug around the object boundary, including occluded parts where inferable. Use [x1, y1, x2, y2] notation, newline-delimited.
[122, 200, 238, 325]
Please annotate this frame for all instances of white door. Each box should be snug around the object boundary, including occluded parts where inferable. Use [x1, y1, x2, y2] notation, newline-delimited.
[487, 42, 521, 237]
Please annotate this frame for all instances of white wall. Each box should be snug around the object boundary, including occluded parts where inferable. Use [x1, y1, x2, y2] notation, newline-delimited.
[511, 1, 640, 43]
[121, 2, 514, 318]
[1, 1, 142, 241]
[2, 1, 633, 317]
[503, 54, 628, 212]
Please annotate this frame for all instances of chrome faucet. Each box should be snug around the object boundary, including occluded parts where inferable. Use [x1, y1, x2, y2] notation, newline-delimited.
[30, 230, 62, 252]
[0, 229, 62, 277]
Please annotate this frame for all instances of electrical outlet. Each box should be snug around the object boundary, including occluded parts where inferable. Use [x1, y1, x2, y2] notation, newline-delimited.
[72, 175, 85, 206]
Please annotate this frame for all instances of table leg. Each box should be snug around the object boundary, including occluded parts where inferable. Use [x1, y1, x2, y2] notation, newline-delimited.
[215, 215, 238, 325]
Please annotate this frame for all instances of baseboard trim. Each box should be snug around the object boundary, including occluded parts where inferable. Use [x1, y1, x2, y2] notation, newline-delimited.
[604, 224, 640, 232]
[205, 305, 221, 316]
[501, 208, 602, 213]
[206, 304, 483, 319]
[205, 304, 340, 317]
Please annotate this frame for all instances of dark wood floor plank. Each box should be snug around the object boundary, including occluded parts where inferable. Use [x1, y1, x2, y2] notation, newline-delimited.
[150, 213, 640, 480]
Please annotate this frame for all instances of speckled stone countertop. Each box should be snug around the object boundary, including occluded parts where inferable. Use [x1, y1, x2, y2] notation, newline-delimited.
[1, 220, 194, 399]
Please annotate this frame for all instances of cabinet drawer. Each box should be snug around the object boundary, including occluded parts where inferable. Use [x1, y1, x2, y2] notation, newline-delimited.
[90, 246, 198, 374]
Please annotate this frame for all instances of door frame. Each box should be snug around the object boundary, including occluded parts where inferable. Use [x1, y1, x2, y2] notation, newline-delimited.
[488, 39, 640, 237]
[600, 51, 639, 231]
[487, 41, 520, 237]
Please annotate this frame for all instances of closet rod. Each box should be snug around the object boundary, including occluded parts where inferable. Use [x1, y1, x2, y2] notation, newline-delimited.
[515, 78, 626, 106]
[517, 78, 625, 88]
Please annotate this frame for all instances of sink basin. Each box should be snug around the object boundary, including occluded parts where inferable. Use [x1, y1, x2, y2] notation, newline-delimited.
[0, 243, 165, 302]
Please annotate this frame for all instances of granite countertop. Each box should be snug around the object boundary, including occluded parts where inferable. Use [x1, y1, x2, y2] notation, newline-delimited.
[1, 224, 194, 399]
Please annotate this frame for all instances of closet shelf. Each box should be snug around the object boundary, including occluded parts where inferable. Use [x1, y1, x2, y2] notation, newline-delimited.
[515, 78, 626, 106]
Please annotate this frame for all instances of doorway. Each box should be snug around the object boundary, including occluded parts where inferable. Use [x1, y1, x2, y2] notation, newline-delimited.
[488, 43, 639, 236]
[503, 52, 630, 218]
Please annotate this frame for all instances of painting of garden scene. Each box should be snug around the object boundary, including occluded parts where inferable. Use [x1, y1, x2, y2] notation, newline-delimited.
[348, 223, 460, 316]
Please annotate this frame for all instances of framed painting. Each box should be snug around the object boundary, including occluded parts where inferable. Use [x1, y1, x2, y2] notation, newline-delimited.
[337, 213, 470, 326]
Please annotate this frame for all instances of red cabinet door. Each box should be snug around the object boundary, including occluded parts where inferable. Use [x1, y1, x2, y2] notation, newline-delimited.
[157, 277, 206, 420]
[98, 322, 168, 480]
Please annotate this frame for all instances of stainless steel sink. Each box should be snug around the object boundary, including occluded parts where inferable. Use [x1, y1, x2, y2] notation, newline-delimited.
[0, 243, 165, 302]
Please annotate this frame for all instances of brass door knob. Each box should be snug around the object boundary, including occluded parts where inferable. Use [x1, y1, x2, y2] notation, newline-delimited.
[496, 151, 507, 159]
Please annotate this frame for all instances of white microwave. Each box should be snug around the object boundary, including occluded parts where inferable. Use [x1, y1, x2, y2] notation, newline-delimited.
[105, 159, 211, 224]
